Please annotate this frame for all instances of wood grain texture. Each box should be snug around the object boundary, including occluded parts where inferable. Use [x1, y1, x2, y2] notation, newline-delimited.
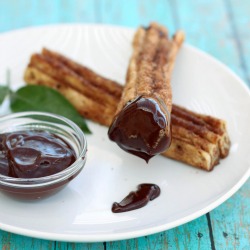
[0, 231, 54, 250]
[211, 180, 250, 249]
[96, 0, 175, 30]
[224, 0, 250, 85]
[0, 0, 97, 32]
[108, 216, 212, 250]
[176, 0, 246, 83]
[0, 0, 250, 249]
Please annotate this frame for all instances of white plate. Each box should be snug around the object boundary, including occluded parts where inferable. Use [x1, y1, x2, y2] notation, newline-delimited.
[0, 24, 250, 242]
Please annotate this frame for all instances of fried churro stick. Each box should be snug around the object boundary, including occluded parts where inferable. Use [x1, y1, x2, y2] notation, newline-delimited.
[24, 47, 230, 171]
[108, 23, 185, 162]
[28, 53, 120, 108]
[25, 50, 120, 126]
[164, 105, 230, 169]
[24, 67, 114, 125]
[42, 48, 122, 98]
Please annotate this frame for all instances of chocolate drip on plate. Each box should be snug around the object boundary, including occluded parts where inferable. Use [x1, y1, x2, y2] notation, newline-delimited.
[112, 183, 161, 213]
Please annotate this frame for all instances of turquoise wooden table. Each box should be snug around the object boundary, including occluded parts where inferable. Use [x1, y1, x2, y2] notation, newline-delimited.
[0, 0, 250, 249]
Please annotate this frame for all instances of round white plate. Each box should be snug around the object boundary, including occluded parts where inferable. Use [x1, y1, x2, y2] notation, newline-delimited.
[0, 24, 250, 242]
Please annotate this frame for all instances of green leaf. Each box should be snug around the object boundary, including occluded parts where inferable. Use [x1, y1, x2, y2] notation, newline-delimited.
[0, 86, 9, 105]
[10, 85, 91, 133]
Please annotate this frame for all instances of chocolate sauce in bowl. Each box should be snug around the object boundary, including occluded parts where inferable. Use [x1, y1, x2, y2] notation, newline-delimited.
[108, 96, 171, 162]
[112, 183, 161, 213]
[0, 130, 76, 178]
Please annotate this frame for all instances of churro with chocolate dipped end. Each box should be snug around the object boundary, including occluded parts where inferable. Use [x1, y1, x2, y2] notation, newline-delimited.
[108, 23, 185, 162]
[24, 47, 230, 171]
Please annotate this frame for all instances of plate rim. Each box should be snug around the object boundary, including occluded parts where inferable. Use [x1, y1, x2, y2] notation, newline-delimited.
[0, 23, 250, 242]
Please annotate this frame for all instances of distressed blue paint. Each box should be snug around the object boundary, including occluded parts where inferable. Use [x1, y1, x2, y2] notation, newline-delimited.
[211, 179, 250, 249]
[108, 216, 211, 250]
[176, 0, 246, 82]
[0, 230, 54, 250]
[96, 0, 175, 31]
[226, 0, 250, 86]
[0, 0, 249, 249]
[0, 0, 97, 32]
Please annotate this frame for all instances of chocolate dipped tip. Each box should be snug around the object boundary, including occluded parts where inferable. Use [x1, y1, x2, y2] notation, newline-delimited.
[108, 96, 171, 162]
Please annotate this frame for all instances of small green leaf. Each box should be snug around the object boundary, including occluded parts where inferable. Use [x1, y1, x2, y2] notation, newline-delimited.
[0, 86, 9, 105]
[10, 85, 91, 133]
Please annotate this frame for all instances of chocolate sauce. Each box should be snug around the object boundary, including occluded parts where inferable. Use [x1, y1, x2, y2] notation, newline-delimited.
[0, 130, 76, 178]
[108, 96, 171, 162]
[112, 183, 160, 213]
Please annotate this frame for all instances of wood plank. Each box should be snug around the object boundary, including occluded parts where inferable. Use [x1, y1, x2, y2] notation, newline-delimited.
[0, 230, 106, 250]
[210, 180, 250, 249]
[0, 231, 54, 250]
[56, 241, 104, 250]
[96, 0, 175, 31]
[107, 216, 211, 250]
[224, 0, 250, 85]
[176, 0, 245, 81]
[0, 0, 97, 33]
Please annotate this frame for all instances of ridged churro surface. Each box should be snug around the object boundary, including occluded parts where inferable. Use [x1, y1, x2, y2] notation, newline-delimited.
[117, 23, 184, 114]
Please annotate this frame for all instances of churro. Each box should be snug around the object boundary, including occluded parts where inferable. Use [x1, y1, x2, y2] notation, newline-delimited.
[108, 23, 185, 161]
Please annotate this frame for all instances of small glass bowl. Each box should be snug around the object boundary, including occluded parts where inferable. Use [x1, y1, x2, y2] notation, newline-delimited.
[0, 112, 87, 199]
